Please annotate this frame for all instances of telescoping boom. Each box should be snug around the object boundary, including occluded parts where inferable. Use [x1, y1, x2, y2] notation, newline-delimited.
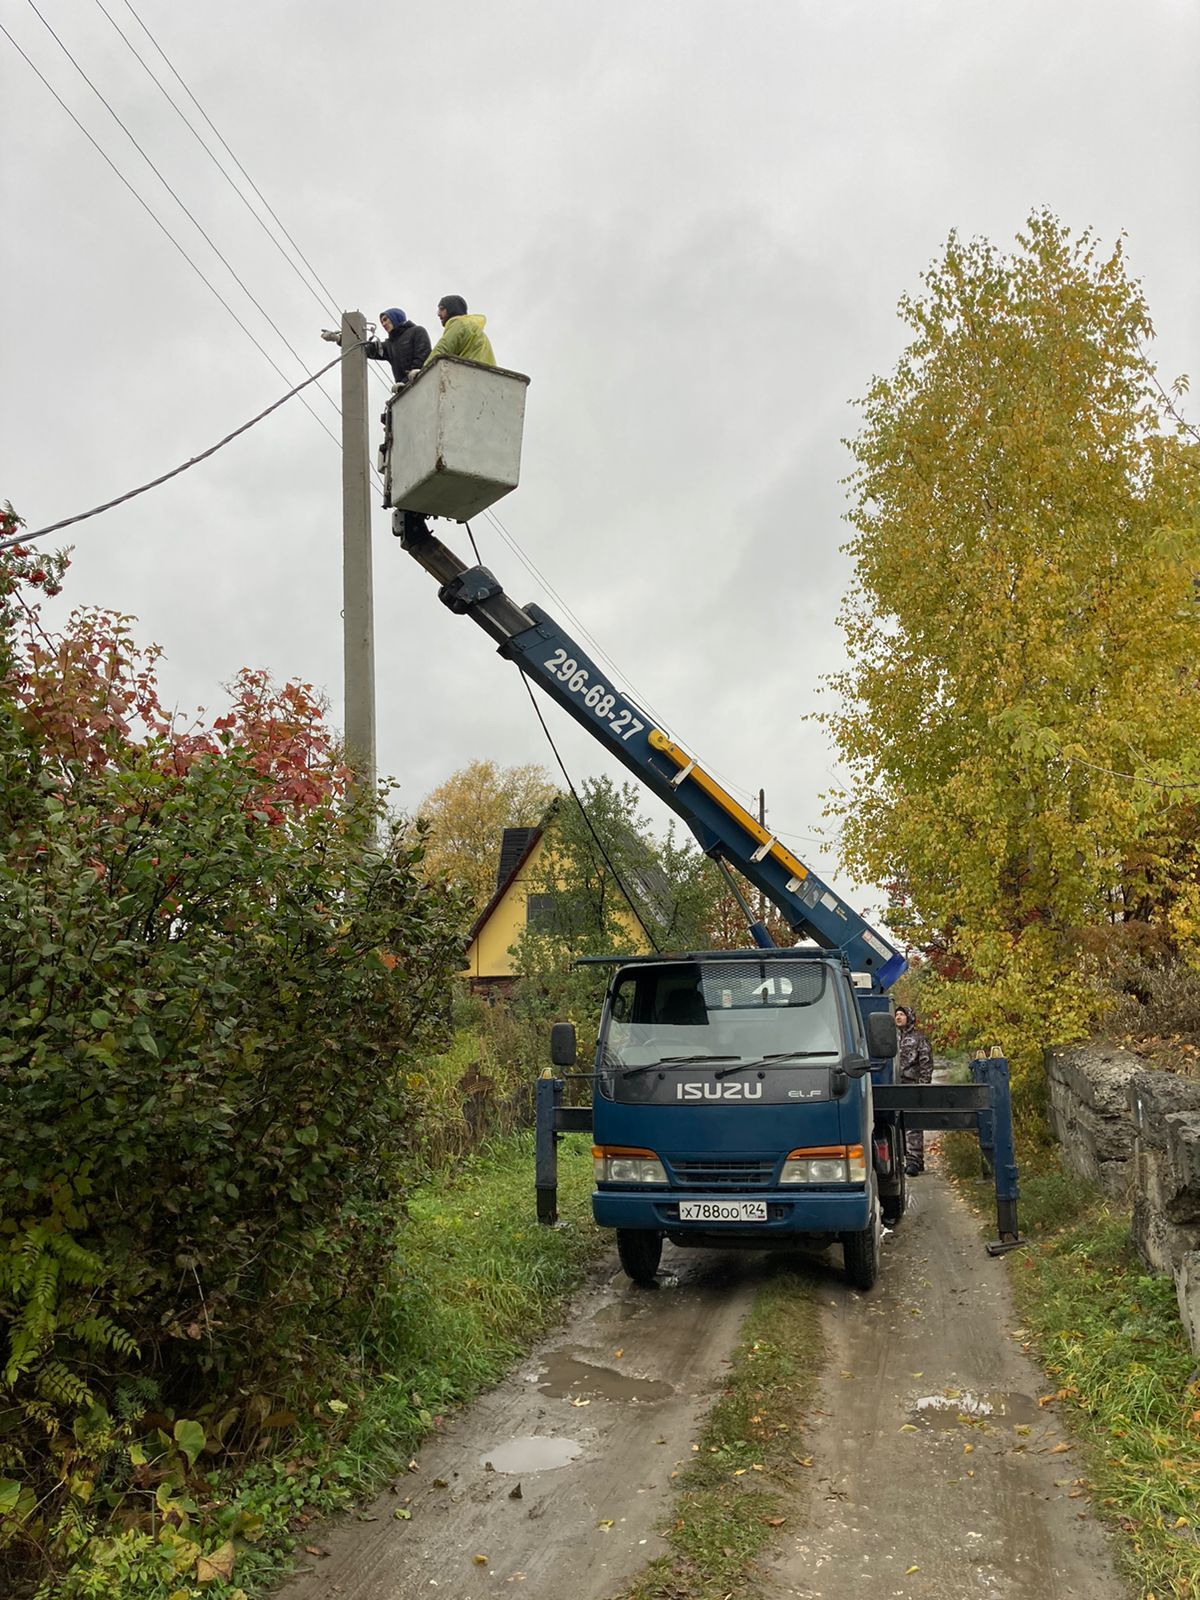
[397, 527, 906, 990]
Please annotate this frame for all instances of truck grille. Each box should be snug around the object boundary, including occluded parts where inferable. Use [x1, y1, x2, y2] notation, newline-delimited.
[669, 1158, 777, 1190]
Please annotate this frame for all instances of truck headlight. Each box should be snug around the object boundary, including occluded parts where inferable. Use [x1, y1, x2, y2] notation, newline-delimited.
[779, 1144, 867, 1184]
[593, 1145, 668, 1185]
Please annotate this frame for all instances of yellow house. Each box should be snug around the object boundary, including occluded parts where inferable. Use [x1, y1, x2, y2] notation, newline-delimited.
[462, 817, 663, 992]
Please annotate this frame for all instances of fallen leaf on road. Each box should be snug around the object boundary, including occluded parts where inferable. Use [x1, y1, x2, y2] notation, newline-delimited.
[1038, 1394, 1056, 1407]
[613, 1349, 623, 1359]
[1050, 1442, 1071, 1454]
[910, 1371, 924, 1378]
[432, 1478, 448, 1488]
[733, 1468, 748, 1477]
[598, 1520, 614, 1531]
[797, 1456, 813, 1468]
[906, 1565, 920, 1575]
[963, 1444, 974, 1454]
[570, 1397, 591, 1408]
[393, 1509, 411, 1521]
[899, 1424, 918, 1433]
[763, 1516, 786, 1527]
[840, 1370, 854, 1379]
[474, 1554, 489, 1565]
[751, 1463, 764, 1472]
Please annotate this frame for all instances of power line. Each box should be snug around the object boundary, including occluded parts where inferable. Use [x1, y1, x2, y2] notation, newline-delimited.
[93, 0, 341, 325]
[1, 16, 344, 458]
[118, 0, 344, 322]
[0, 350, 354, 553]
[23, 1, 344, 440]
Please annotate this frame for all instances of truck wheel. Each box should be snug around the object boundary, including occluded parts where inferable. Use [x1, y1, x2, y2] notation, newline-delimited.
[881, 1161, 907, 1226]
[842, 1190, 880, 1292]
[617, 1229, 663, 1286]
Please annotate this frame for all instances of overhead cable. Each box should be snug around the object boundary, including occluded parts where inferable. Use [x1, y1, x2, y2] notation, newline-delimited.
[1, 17, 345, 459]
[93, 0, 341, 324]
[0, 351, 354, 553]
[23, 1, 344, 438]
[118, 0, 344, 321]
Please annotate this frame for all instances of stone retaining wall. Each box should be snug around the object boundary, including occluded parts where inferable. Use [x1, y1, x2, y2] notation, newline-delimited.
[1046, 1044, 1200, 1354]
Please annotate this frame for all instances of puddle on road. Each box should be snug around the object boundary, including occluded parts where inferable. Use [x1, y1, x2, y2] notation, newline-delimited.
[481, 1436, 583, 1474]
[537, 1353, 674, 1404]
[910, 1390, 1039, 1429]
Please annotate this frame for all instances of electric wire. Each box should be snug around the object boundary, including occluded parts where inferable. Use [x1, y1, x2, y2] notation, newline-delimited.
[23, 1, 344, 435]
[118, 0, 344, 322]
[0, 350, 354, 552]
[517, 674, 662, 953]
[1, 18, 345, 459]
[92, 0, 341, 325]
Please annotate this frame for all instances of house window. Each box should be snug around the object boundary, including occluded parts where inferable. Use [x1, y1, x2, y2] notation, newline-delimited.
[526, 893, 557, 932]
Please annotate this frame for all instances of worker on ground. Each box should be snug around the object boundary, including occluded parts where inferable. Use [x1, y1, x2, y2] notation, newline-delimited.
[424, 295, 496, 367]
[895, 1005, 934, 1177]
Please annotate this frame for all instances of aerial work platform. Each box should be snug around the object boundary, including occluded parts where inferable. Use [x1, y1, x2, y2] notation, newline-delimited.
[382, 356, 530, 522]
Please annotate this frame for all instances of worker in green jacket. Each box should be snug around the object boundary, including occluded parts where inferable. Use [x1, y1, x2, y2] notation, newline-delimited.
[424, 295, 496, 367]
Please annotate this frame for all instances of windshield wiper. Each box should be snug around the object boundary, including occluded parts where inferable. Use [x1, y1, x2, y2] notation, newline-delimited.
[715, 1051, 838, 1079]
[620, 1054, 739, 1080]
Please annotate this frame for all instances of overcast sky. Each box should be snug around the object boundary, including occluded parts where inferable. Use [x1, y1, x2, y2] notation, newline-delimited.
[3, 0, 1197, 918]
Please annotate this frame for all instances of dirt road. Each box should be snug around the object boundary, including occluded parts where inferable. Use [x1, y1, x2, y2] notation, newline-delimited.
[277, 1174, 1129, 1600]
[278, 1247, 763, 1599]
[761, 1173, 1128, 1600]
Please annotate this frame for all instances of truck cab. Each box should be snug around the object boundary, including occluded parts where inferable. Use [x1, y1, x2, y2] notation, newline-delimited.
[571, 949, 899, 1289]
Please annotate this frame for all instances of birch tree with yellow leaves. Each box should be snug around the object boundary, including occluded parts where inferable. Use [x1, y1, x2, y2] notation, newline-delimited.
[826, 212, 1200, 1083]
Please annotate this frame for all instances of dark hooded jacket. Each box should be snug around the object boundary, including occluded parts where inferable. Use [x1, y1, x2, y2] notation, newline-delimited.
[365, 314, 431, 383]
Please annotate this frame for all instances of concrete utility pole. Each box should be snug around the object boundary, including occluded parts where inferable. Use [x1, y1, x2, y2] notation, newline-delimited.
[340, 309, 376, 802]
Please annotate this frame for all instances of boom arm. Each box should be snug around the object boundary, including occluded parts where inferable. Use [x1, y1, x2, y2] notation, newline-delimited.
[400, 528, 906, 990]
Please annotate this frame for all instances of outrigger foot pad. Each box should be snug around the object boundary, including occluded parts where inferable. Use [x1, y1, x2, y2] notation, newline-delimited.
[985, 1236, 1026, 1256]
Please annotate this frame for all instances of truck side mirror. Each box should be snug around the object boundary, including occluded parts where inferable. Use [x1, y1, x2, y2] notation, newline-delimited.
[550, 1021, 577, 1068]
[866, 1012, 898, 1059]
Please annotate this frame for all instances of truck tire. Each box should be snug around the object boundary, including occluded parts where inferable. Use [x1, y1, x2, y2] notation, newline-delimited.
[617, 1229, 663, 1286]
[842, 1188, 880, 1292]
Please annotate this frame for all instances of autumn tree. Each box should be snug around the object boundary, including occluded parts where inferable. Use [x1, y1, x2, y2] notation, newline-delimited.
[825, 213, 1200, 1081]
[417, 758, 559, 908]
[0, 508, 465, 1585]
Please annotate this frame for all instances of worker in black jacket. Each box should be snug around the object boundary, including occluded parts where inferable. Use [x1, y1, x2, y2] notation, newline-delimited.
[321, 308, 431, 388]
[365, 307, 430, 386]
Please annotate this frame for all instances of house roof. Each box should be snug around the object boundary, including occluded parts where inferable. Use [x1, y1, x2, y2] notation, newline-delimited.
[465, 800, 674, 954]
[465, 823, 545, 949]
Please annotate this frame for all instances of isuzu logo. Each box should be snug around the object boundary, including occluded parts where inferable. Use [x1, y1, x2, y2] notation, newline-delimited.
[675, 1081, 764, 1101]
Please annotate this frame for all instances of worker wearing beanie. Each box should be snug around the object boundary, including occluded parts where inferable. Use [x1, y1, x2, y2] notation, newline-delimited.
[364, 307, 431, 387]
[424, 294, 496, 367]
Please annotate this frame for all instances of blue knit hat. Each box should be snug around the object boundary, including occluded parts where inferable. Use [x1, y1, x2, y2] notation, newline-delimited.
[380, 307, 406, 327]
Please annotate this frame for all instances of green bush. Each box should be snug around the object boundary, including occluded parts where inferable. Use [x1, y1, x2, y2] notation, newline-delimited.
[0, 521, 467, 1590]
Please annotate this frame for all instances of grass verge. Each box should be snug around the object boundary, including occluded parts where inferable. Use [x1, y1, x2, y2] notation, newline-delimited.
[49, 1131, 606, 1600]
[610, 1266, 824, 1600]
[944, 1132, 1200, 1600]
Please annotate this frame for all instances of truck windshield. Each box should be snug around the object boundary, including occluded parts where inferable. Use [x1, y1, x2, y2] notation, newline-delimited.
[602, 960, 842, 1072]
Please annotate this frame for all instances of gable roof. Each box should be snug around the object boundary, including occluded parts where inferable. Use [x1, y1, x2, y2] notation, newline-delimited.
[465, 823, 545, 949]
[495, 826, 539, 895]
[465, 800, 674, 955]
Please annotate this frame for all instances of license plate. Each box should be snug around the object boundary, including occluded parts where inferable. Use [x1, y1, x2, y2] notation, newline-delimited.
[678, 1199, 767, 1223]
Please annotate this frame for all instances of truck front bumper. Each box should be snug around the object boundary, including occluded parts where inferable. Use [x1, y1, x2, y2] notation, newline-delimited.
[592, 1187, 870, 1235]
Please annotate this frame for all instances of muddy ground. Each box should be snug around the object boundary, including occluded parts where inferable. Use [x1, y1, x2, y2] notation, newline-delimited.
[277, 1169, 1129, 1600]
